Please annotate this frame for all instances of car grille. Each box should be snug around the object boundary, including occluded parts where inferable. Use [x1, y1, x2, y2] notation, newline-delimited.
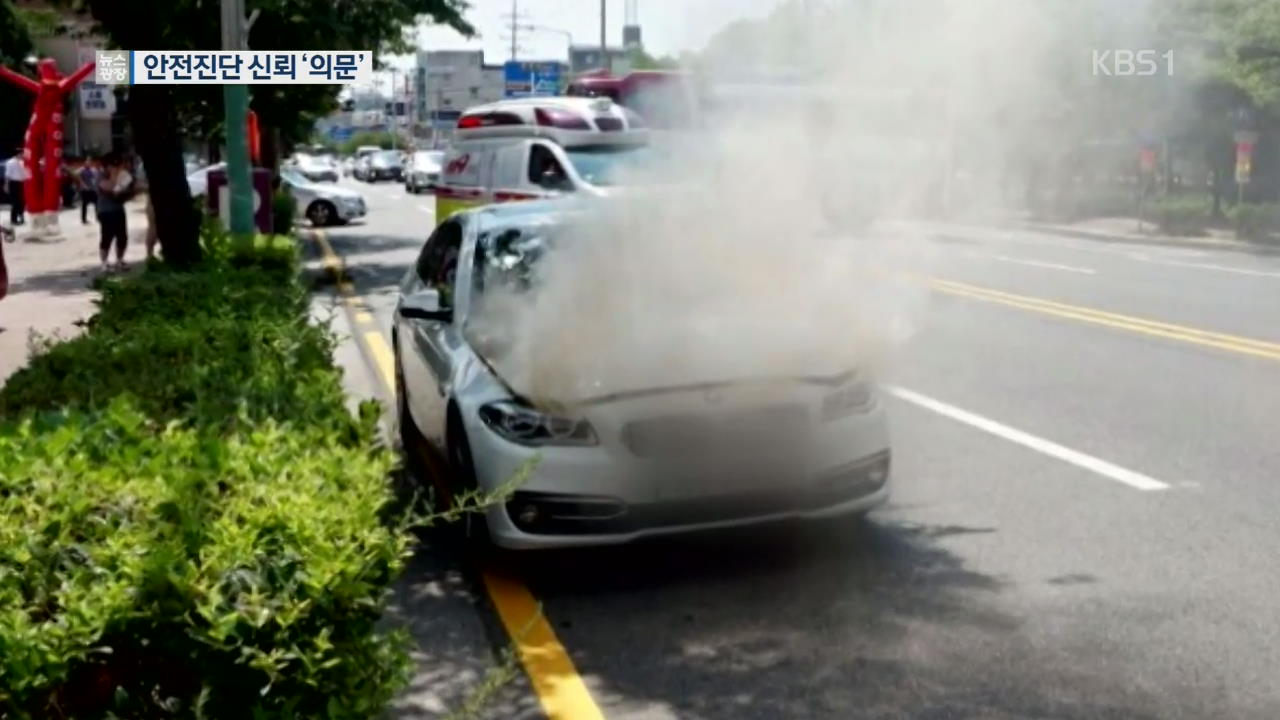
[621, 404, 809, 458]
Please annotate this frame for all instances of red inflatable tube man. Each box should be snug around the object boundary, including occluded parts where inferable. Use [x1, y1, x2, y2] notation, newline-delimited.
[0, 57, 96, 235]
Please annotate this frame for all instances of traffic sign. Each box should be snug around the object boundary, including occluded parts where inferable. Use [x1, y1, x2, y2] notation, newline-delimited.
[503, 60, 562, 98]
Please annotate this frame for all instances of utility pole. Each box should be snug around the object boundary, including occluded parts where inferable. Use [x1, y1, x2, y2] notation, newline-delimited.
[600, 0, 610, 72]
[510, 0, 519, 60]
[219, 0, 256, 236]
[388, 67, 398, 150]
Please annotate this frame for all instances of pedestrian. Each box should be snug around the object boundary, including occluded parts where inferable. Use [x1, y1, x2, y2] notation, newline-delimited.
[95, 153, 133, 272]
[77, 157, 99, 224]
[4, 149, 29, 226]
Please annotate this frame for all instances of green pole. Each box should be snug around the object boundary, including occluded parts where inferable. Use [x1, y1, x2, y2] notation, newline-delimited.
[224, 84, 254, 235]
[221, 0, 254, 237]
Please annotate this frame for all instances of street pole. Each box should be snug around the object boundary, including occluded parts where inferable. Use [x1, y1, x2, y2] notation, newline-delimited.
[600, 0, 610, 73]
[388, 68, 398, 150]
[220, 0, 254, 236]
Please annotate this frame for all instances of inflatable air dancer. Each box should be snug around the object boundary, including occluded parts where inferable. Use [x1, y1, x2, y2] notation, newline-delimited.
[0, 57, 96, 237]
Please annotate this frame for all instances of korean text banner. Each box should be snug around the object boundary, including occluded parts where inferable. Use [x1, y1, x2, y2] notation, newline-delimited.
[95, 50, 374, 85]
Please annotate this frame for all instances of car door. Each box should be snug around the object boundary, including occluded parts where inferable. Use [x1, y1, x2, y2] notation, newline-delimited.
[401, 217, 466, 447]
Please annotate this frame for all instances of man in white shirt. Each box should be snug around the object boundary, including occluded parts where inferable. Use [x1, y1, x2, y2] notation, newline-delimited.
[4, 150, 31, 226]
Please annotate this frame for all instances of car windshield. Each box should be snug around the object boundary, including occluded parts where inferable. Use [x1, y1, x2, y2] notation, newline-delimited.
[375, 151, 400, 163]
[279, 169, 308, 185]
[564, 146, 656, 187]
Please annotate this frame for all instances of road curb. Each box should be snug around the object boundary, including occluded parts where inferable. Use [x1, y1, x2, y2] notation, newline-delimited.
[1016, 222, 1280, 256]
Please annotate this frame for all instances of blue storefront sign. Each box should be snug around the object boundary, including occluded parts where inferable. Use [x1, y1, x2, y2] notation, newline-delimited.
[328, 126, 355, 141]
[503, 61, 562, 98]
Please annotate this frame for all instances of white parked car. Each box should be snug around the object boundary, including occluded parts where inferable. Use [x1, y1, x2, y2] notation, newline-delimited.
[404, 150, 445, 194]
[185, 162, 226, 197]
[289, 153, 339, 183]
[279, 168, 366, 226]
[392, 200, 892, 550]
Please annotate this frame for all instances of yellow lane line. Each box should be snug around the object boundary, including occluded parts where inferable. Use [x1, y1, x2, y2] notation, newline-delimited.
[483, 573, 607, 720]
[928, 277, 1280, 362]
[308, 229, 606, 720]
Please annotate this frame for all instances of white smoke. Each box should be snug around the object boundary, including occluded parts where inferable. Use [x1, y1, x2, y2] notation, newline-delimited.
[467, 0, 1172, 406]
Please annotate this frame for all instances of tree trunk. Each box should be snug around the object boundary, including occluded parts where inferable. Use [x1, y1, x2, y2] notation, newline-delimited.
[126, 84, 201, 267]
[260, 124, 281, 175]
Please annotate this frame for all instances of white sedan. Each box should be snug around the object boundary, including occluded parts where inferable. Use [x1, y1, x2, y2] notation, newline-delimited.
[392, 199, 891, 550]
[278, 168, 365, 226]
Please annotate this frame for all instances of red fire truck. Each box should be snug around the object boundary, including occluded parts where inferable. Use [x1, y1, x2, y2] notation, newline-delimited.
[564, 70, 698, 129]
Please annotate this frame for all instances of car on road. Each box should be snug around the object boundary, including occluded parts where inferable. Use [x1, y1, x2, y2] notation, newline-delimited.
[289, 153, 340, 183]
[392, 200, 891, 549]
[279, 168, 366, 226]
[361, 150, 404, 183]
[405, 150, 445, 194]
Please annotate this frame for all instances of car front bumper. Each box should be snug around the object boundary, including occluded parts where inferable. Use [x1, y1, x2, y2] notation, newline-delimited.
[464, 401, 892, 550]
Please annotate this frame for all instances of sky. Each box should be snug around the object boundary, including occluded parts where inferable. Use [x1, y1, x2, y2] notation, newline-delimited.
[369, 0, 785, 94]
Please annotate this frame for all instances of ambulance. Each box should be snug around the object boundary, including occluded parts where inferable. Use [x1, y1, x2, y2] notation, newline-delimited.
[433, 96, 652, 223]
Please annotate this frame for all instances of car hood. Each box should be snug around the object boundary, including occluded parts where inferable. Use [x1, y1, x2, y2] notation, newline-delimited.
[294, 180, 360, 200]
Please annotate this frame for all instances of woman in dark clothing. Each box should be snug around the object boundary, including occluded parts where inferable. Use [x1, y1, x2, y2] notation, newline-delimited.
[95, 153, 132, 272]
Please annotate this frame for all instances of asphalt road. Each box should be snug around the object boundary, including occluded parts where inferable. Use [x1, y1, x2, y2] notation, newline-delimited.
[313, 176, 1280, 719]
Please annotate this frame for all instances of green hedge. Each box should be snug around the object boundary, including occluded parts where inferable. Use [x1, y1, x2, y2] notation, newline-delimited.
[1231, 202, 1280, 242]
[0, 226, 413, 718]
[1146, 194, 1211, 236]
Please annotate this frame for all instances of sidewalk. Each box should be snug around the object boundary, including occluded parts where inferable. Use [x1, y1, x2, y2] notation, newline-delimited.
[0, 199, 151, 386]
[1017, 215, 1268, 253]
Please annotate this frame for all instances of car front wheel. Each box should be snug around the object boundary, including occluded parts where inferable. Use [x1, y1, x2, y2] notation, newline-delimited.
[447, 409, 490, 548]
[306, 200, 336, 227]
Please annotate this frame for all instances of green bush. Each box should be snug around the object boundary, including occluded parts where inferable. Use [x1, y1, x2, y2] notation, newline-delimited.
[0, 226, 413, 718]
[1146, 194, 1211, 236]
[272, 190, 297, 236]
[1231, 202, 1280, 242]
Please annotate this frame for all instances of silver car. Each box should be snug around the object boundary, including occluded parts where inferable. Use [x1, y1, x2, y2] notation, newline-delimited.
[392, 200, 891, 550]
[279, 168, 366, 226]
[405, 150, 445, 194]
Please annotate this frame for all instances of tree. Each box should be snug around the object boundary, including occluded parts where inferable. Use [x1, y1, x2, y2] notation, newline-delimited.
[0, 0, 37, 155]
[59, 0, 472, 266]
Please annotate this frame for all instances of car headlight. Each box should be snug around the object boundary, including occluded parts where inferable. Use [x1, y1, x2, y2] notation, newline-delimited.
[821, 381, 875, 422]
[479, 400, 598, 446]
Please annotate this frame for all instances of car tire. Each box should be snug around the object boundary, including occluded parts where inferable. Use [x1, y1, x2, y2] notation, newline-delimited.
[395, 348, 432, 484]
[447, 407, 491, 549]
[306, 200, 336, 227]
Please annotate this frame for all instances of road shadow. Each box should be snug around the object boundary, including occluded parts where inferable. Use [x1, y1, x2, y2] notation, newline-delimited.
[6, 263, 100, 297]
[483, 517, 1191, 720]
[384, 538, 542, 720]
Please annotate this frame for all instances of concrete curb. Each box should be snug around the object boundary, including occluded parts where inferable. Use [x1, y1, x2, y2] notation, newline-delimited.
[1017, 222, 1280, 256]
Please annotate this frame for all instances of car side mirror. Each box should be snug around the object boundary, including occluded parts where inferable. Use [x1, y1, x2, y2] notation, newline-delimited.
[398, 289, 453, 322]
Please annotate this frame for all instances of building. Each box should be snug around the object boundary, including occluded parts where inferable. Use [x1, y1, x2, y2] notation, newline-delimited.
[414, 50, 505, 140]
[568, 45, 633, 76]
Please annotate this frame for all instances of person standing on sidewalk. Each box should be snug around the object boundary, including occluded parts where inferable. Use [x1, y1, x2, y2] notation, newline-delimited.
[95, 154, 133, 272]
[77, 158, 100, 225]
[4, 150, 30, 226]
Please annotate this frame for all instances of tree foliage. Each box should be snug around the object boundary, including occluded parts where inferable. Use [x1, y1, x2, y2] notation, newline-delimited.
[0, 0, 36, 154]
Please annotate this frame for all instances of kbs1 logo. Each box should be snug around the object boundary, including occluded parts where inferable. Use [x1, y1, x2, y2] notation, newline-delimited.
[1092, 49, 1174, 77]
